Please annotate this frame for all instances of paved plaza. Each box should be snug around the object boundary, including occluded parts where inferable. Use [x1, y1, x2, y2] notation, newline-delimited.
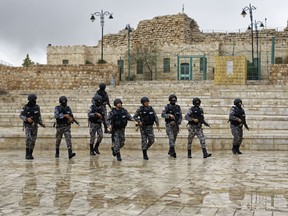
[1, 149, 288, 216]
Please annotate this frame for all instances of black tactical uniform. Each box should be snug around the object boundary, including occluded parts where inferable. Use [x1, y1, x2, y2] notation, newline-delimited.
[88, 95, 106, 155]
[229, 98, 249, 154]
[161, 94, 182, 158]
[54, 96, 76, 159]
[133, 96, 159, 160]
[93, 83, 111, 133]
[19, 94, 45, 160]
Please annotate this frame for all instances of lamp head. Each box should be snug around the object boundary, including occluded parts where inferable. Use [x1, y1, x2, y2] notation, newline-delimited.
[90, 15, 95, 22]
[109, 14, 113, 19]
[241, 10, 247, 17]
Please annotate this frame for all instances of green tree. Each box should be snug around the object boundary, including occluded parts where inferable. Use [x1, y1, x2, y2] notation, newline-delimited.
[22, 54, 34, 67]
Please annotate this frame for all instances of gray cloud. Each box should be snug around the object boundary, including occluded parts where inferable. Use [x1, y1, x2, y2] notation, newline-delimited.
[0, 0, 287, 66]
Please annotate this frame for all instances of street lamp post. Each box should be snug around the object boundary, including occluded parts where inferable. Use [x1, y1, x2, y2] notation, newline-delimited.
[125, 24, 132, 81]
[248, 20, 264, 79]
[248, 20, 264, 62]
[90, 10, 113, 62]
[241, 4, 256, 66]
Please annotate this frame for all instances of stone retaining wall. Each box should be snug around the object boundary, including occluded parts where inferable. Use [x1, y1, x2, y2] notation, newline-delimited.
[270, 64, 288, 84]
[0, 64, 119, 90]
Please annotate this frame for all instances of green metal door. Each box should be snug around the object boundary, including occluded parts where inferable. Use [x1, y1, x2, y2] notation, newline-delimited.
[180, 63, 190, 80]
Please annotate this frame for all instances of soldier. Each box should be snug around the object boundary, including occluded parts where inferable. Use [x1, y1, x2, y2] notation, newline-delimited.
[19, 94, 46, 160]
[54, 96, 76, 159]
[133, 96, 160, 160]
[185, 97, 212, 158]
[229, 98, 249, 154]
[88, 95, 106, 155]
[161, 94, 182, 158]
[93, 83, 111, 133]
[107, 98, 134, 161]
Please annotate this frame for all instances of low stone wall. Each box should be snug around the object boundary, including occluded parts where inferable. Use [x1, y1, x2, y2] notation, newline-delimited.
[270, 64, 288, 84]
[0, 64, 119, 90]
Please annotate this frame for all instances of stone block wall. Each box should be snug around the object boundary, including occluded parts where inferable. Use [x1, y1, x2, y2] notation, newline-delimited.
[270, 64, 288, 84]
[0, 64, 119, 90]
[214, 56, 247, 85]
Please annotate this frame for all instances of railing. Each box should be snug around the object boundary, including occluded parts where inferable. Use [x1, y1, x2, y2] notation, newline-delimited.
[0, 59, 13, 66]
[201, 26, 286, 34]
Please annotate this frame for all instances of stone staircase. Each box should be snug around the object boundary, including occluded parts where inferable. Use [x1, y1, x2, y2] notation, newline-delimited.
[1, 80, 288, 151]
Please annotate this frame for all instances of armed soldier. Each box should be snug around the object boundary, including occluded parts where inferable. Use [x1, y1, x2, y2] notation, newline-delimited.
[107, 98, 134, 161]
[93, 83, 111, 133]
[133, 96, 160, 160]
[229, 98, 249, 154]
[19, 94, 46, 160]
[185, 97, 212, 159]
[88, 95, 106, 155]
[161, 94, 182, 158]
[54, 96, 77, 159]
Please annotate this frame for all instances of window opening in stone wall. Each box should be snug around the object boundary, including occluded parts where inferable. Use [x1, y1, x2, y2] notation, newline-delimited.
[62, 59, 69, 65]
[200, 57, 207, 72]
[137, 60, 144, 74]
[163, 58, 170, 73]
[275, 57, 283, 64]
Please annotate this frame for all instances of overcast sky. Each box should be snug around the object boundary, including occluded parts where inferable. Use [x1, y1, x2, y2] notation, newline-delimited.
[0, 0, 287, 66]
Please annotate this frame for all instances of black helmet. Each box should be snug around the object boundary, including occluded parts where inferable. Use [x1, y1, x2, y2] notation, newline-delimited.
[234, 98, 242, 106]
[114, 98, 122, 106]
[168, 94, 177, 101]
[28, 94, 37, 101]
[192, 97, 201, 106]
[59, 96, 68, 104]
[93, 95, 102, 106]
[141, 96, 149, 104]
[99, 83, 106, 90]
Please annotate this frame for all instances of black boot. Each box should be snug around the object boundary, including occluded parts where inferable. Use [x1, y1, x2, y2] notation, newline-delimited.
[25, 148, 30, 160]
[111, 147, 116, 157]
[143, 149, 149, 160]
[29, 149, 34, 160]
[232, 145, 237, 154]
[90, 144, 96, 155]
[168, 147, 172, 156]
[104, 123, 109, 133]
[170, 147, 177, 158]
[236, 145, 242, 154]
[188, 149, 192, 158]
[116, 152, 122, 161]
[55, 148, 60, 158]
[68, 149, 76, 159]
[93, 142, 100, 154]
[202, 148, 212, 158]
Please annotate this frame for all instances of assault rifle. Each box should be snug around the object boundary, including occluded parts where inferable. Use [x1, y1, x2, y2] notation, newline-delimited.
[32, 117, 46, 128]
[60, 106, 80, 126]
[227, 115, 249, 131]
[25, 110, 46, 128]
[240, 116, 249, 131]
[189, 108, 211, 128]
[72, 117, 80, 126]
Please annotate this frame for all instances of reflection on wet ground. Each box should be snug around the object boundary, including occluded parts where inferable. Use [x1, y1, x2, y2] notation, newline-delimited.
[0, 149, 288, 215]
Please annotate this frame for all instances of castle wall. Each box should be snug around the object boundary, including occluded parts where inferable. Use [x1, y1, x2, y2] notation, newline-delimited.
[46, 13, 288, 81]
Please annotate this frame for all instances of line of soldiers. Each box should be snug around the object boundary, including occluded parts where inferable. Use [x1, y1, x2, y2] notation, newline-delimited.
[20, 83, 249, 161]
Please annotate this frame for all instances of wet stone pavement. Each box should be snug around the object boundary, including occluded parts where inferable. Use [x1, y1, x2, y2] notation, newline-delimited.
[1, 149, 288, 216]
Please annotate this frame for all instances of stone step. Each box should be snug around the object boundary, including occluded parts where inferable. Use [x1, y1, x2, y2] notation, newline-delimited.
[1, 128, 287, 151]
[1, 114, 288, 129]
